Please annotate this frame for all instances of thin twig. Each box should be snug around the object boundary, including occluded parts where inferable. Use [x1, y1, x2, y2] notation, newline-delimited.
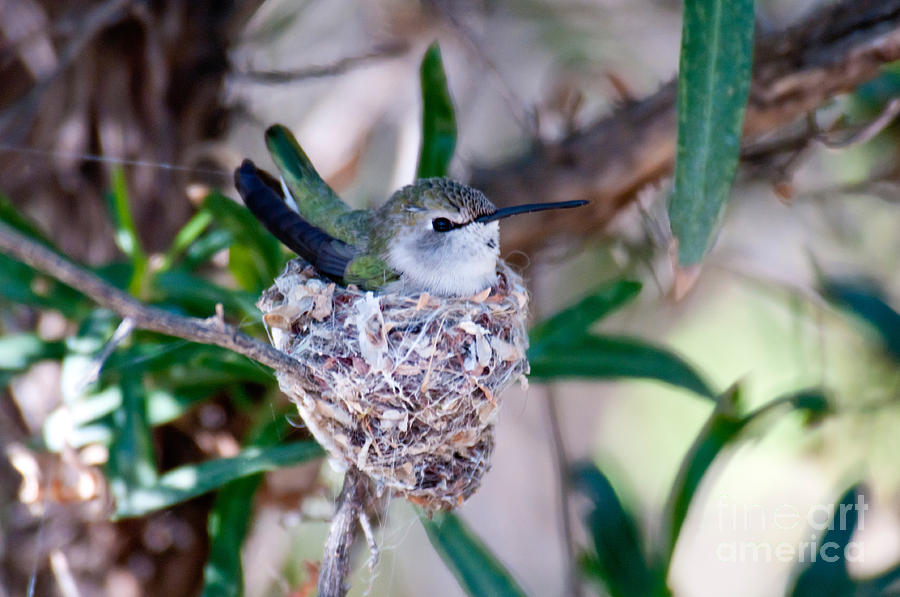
[471, 0, 900, 255]
[543, 386, 584, 597]
[0, 221, 300, 375]
[318, 466, 372, 597]
[232, 42, 409, 84]
[817, 97, 900, 148]
[75, 316, 135, 395]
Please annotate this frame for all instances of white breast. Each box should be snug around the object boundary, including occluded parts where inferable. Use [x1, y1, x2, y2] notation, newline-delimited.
[385, 221, 500, 297]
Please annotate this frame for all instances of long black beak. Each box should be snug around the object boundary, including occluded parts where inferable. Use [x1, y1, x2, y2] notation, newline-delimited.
[474, 199, 589, 223]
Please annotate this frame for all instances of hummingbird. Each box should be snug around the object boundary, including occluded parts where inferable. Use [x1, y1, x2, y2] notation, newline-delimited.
[234, 124, 588, 297]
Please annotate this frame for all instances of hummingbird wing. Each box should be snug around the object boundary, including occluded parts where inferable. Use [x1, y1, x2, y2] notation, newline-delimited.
[234, 160, 359, 281]
[264, 124, 367, 245]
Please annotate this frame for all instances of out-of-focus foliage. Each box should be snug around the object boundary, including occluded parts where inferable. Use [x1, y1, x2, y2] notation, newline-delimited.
[419, 511, 528, 597]
[669, 0, 755, 265]
[416, 42, 458, 180]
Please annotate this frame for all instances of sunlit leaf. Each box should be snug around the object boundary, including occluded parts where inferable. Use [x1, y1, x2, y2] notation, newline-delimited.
[159, 209, 214, 272]
[106, 377, 158, 504]
[105, 167, 148, 295]
[419, 510, 527, 597]
[0, 333, 65, 373]
[668, 0, 755, 265]
[416, 42, 457, 179]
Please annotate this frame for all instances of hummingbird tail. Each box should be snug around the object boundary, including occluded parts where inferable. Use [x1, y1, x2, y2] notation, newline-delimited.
[234, 160, 357, 280]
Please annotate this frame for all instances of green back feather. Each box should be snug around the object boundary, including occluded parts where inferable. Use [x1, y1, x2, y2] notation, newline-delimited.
[265, 124, 366, 245]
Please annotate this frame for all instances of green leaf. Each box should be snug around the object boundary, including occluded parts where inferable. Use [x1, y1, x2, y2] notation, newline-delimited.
[662, 388, 830, 566]
[113, 441, 323, 518]
[153, 269, 261, 319]
[105, 167, 148, 295]
[662, 386, 743, 563]
[573, 463, 667, 597]
[0, 197, 89, 316]
[416, 42, 457, 179]
[790, 485, 863, 597]
[668, 0, 755, 265]
[528, 335, 716, 399]
[821, 278, 900, 362]
[201, 475, 260, 597]
[0, 333, 65, 373]
[529, 280, 642, 357]
[182, 229, 236, 270]
[106, 377, 158, 504]
[199, 407, 293, 597]
[201, 193, 284, 292]
[159, 209, 214, 272]
[419, 510, 527, 597]
[0, 195, 57, 249]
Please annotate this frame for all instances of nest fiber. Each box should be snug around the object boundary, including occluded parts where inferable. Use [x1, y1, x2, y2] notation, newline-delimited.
[257, 259, 530, 511]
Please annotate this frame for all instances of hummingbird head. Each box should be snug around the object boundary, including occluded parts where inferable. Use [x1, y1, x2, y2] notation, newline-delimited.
[374, 178, 587, 297]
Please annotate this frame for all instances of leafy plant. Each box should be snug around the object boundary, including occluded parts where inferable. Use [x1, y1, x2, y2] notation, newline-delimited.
[669, 0, 755, 265]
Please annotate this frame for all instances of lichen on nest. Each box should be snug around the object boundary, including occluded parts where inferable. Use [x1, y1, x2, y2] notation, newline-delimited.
[257, 258, 530, 511]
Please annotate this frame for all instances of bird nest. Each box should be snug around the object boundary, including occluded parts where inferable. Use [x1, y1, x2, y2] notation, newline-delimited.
[257, 258, 530, 511]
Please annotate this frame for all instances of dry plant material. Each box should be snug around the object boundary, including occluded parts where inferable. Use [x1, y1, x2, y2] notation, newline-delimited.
[258, 259, 530, 511]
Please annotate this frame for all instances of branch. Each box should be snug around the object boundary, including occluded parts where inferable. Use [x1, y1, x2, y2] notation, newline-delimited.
[0, 220, 300, 375]
[232, 42, 408, 84]
[318, 466, 372, 597]
[473, 0, 900, 255]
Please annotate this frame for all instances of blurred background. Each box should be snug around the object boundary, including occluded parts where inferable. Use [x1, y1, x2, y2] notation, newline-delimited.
[2, 0, 900, 596]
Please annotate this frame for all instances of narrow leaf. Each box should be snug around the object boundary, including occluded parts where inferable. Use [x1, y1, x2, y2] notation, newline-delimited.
[202, 193, 284, 291]
[199, 408, 294, 597]
[106, 377, 158, 504]
[105, 167, 148, 294]
[419, 510, 527, 597]
[662, 386, 743, 562]
[669, 0, 755, 264]
[529, 280, 642, 356]
[573, 463, 666, 597]
[200, 475, 261, 597]
[416, 42, 457, 179]
[528, 335, 716, 399]
[662, 388, 830, 565]
[153, 269, 260, 319]
[114, 441, 323, 518]
[159, 209, 214, 272]
[821, 278, 900, 362]
[790, 485, 864, 597]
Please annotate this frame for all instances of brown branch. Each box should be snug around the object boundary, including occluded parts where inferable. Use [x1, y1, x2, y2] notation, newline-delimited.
[318, 466, 372, 597]
[473, 0, 900, 256]
[0, 220, 301, 375]
[232, 42, 409, 84]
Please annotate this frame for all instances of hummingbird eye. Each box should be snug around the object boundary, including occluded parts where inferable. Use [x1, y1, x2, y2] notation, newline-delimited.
[432, 217, 454, 232]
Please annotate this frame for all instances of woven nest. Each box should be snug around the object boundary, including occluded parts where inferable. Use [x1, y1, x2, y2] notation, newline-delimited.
[257, 258, 530, 511]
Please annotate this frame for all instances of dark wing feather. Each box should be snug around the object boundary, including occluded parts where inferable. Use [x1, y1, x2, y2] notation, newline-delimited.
[234, 159, 358, 280]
